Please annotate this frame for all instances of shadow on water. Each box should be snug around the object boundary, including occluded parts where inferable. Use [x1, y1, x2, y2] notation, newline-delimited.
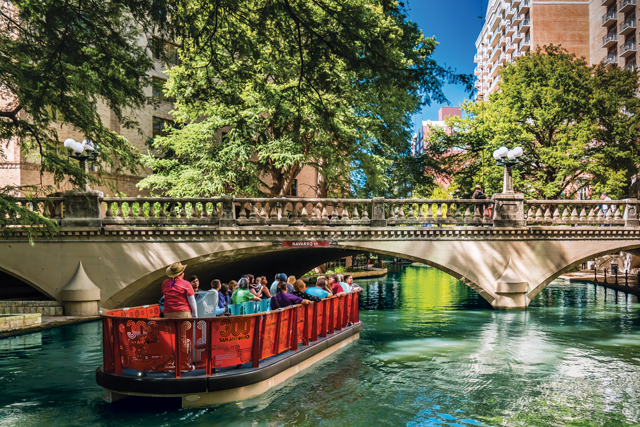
[0, 266, 639, 427]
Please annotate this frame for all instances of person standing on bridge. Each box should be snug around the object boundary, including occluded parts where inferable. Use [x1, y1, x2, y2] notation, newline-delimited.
[472, 185, 487, 219]
[162, 262, 198, 319]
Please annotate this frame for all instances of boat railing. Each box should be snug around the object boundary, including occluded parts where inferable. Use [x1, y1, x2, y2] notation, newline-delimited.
[101, 291, 361, 379]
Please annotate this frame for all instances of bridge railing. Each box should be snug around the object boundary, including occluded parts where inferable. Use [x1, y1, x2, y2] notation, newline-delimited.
[102, 197, 224, 226]
[101, 292, 360, 378]
[3, 197, 64, 226]
[384, 199, 493, 225]
[4, 193, 640, 229]
[524, 200, 629, 226]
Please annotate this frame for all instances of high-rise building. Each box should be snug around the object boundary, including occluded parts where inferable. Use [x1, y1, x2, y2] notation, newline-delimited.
[590, 0, 637, 70]
[474, 0, 591, 99]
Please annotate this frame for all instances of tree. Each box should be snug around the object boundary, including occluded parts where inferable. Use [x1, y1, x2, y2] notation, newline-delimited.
[0, 0, 171, 237]
[432, 46, 640, 200]
[139, 0, 472, 198]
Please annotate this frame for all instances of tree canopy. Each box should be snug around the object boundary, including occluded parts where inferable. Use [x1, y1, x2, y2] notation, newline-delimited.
[431, 46, 640, 200]
[0, 0, 172, 236]
[139, 0, 472, 198]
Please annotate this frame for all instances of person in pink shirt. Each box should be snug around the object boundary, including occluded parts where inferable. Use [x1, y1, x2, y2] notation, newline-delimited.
[161, 262, 197, 318]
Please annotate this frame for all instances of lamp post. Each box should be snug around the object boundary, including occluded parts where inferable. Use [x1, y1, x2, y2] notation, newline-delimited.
[64, 138, 97, 191]
[492, 146, 524, 193]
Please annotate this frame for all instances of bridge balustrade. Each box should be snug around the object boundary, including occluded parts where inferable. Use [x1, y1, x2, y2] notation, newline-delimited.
[101, 292, 360, 378]
[5, 195, 640, 229]
[524, 200, 627, 226]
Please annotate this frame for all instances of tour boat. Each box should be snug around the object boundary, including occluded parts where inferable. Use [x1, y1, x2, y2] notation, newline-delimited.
[96, 291, 362, 407]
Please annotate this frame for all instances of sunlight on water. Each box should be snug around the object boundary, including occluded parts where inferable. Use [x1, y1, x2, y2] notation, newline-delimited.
[0, 265, 639, 426]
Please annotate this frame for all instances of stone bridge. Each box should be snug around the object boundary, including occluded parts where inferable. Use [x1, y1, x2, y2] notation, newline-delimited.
[2, 191, 640, 314]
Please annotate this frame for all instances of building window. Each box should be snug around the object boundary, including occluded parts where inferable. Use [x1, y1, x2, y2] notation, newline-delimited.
[152, 116, 175, 137]
[151, 77, 174, 103]
[288, 179, 298, 197]
[152, 37, 180, 67]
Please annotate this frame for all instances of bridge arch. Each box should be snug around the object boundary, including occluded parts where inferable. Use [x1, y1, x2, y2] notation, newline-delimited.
[526, 243, 640, 302]
[0, 266, 56, 301]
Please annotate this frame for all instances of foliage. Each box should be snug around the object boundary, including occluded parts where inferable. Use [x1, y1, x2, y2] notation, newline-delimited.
[139, 0, 473, 198]
[431, 46, 640, 200]
[0, 186, 59, 244]
[0, 0, 172, 231]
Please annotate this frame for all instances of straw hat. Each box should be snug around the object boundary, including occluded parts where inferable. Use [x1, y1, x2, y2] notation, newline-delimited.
[166, 262, 187, 278]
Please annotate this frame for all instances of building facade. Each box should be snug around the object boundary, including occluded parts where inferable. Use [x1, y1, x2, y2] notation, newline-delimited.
[475, 0, 591, 99]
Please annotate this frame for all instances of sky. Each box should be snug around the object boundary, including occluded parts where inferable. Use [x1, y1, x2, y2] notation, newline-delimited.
[405, 0, 490, 131]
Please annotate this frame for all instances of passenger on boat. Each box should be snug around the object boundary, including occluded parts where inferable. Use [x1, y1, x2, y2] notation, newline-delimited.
[271, 282, 311, 310]
[270, 273, 294, 295]
[210, 279, 227, 311]
[287, 275, 296, 292]
[231, 277, 261, 305]
[161, 262, 198, 318]
[247, 274, 262, 298]
[188, 275, 200, 292]
[329, 274, 348, 295]
[337, 274, 351, 292]
[229, 280, 238, 294]
[345, 275, 362, 291]
[259, 277, 272, 300]
[220, 283, 231, 308]
[292, 280, 322, 302]
[305, 278, 332, 299]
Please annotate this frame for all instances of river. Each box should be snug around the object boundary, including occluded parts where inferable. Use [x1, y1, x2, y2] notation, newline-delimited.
[1, 265, 639, 426]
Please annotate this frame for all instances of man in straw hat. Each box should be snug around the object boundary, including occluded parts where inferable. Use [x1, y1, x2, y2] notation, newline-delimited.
[162, 262, 198, 318]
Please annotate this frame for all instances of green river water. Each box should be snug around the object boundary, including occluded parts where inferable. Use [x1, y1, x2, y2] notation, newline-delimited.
[1, 265, 639, 426]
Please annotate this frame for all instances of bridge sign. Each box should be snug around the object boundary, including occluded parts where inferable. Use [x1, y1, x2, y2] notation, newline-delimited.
[281, 241, 331, 247]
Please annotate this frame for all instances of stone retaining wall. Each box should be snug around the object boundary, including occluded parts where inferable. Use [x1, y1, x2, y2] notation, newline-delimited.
[0, 301, 63, 316]
[0, 313, 41, 332]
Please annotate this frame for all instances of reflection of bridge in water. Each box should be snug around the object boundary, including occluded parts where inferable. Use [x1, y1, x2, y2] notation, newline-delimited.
[3, 193, 640, 313]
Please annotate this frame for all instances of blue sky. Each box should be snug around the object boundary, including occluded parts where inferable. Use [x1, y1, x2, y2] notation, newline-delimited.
[405, 0, 490, 131]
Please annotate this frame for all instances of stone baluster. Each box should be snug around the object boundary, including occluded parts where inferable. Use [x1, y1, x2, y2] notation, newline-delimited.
[126, 202, 134, 219]
[238, 202, 248, 220]
[561, 205, 569, 222]
[387, 203, 395, 221]
[104, 201, 113, 218]
[552, 204, 560, 222]
[397, 203, 405, 220]
[436, 203, 443, 220]
[614, 203, 622, 220]
[454, 204, 462, 223]
[148, 201, 156, 219]
[300, 203, 309, 220]
[579, 205, 587, 222]
[570, 205, 578, 221]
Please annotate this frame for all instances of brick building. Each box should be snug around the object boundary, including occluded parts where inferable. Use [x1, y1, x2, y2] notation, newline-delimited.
[474, 0, 595, 99]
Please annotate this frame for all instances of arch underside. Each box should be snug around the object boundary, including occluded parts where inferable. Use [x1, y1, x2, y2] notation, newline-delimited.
[0, 266, 56, 301]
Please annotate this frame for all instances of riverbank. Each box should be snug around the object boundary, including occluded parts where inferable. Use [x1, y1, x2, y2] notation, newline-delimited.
[303, 268, 387, 283]
[560, 271, 640, 298]
[0, 315, 100, 339]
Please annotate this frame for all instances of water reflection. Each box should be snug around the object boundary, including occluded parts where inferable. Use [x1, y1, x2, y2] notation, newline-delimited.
[0, 266, 638, 426]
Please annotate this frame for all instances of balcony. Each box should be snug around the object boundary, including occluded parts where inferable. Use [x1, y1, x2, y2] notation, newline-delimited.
[490, 31, 500, 47]
[499, 53, 507, 64]
[513, 31, 524, 42]
[490, 75, 502, 94]
[520, 0, 530, 13]
[506, 42, 516, 53]
[490, 46, 501, 61]
[491, 62, 503, 77]
[602, 0, 615, 5]
[506, 24, 515, 36]
[512, 13, 523, 24]
[499, 35, 507, 47]
[512, 0, 521, 7]
[602, 10, 618, 26]
[474, 53, 482, 62]
[604, 52, 618, 65]
[474, 80, 482, 89]
[519, 16, 531, 32]
[520, 35, 531, 51]
[474, 66, 482, 76]
[620, 38, 637, 56]
[625, 59, 637, 71]
[602, 32, 618, 48]
[619, 17, 636, 35]
[619, 0, 636, 13]
[506, 7, 515, 19]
